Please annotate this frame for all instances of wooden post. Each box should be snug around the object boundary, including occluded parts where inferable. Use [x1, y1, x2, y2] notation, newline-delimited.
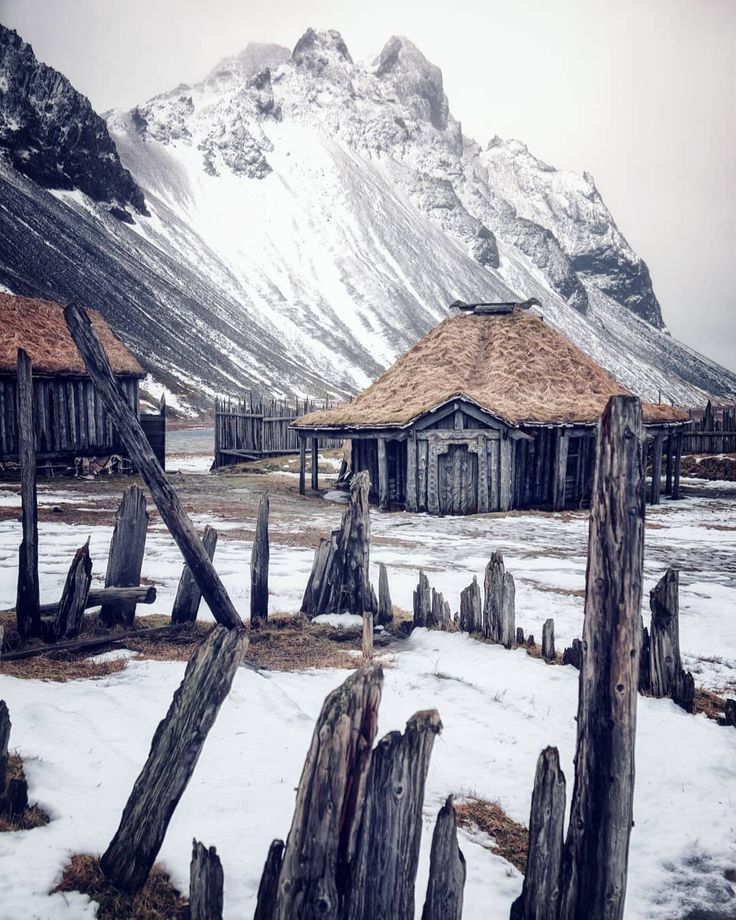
[250, 496, 270, 626]
[553, 429, 569, 511]
[274, 666, 383, 920]
[377, 437, 389, 511]
[664, 431, 674, 494]
[64, 304, 242, 630]
[345, 710, 442, 920]
[190, 841, 224, 920]
[100, 485, 149, 628]
[100, 626, 248, 893]
[648, 568, 681, 697]
[459, 576, 482, 633]
[311, 438, 319, 491]
[15, 348, 40, 639]
[0, 701, 9, 799]
[413, 571, 431, 628]
[254, 840, 285, 920]
[362, 609, 374, 660]
[672, 428, 683, 499]
[562, 638, 582, 670]
[511, 747, 567, 920]
[483, 552, 515, 648]
[542, 619, 555, 661]
[172, 526, 219, 624]
[650, 432, 663, 505]
[52, 540, 92, 641]
[428, 588, 452, 630]
[377, 563, 392, 625]
[559, 396, 645, 920]
[299, 437, 306, 495]
[724, 699, 736, 728]
[421, 796, 466, 920]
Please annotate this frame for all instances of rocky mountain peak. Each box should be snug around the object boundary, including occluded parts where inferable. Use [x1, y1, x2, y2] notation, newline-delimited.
[373, 35, 449, 131]
[291, 28, 353, 71]
[0, 24, 146, 216]
[204, 42, 290, 87]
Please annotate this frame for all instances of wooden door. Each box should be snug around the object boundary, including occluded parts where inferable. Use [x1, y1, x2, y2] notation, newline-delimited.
[438, 444, 479, 515]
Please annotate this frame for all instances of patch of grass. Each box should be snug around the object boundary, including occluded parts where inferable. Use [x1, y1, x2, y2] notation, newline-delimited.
[456, 795, 528, 873]
[0, 657, 128, 682]
[246, 615, 367, 671]
[693, 687, 727, 721]
[0, 754, 51, 832]
[53, 855, 187, 919]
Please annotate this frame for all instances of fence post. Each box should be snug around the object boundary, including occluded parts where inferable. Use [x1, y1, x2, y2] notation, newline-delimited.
[421, 796, 466, 920]
[483, 552, 515, 648]
[377, 563, 392, 625]
[250, 496, 270, 626]
[172, 526, 219, 624]
[459, 576, 482, 633]
[100, 485, 149, 627]
[189, 841, 224, 920]
[15, 348, 40, 639]
[52, 540, 92, 641]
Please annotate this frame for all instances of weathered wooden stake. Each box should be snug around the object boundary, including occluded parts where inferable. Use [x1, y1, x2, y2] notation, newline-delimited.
[251, 496, 270, 626]
[100, 485, 149, 627]
[189, 840, 224, 920]
[52, 540, 92, 640]
[15, 348, 40, 639]
[510, 747, 566, 920]
[0, 701, 9, 798]
[345, 709, 442, 920]
[362, 609, 374, 660]
[542, 619, 555, 661]
[100, 626, 248, 893]
[516, 626, 526, 646]
[311, 438, 319, 491]
[274, 665, 383, 919]
[64, 303, 242, 630]
[254, 840, 285, 920]
[421, 796, 466, 920]
[428, 587, 452, 630]
[562, 638, 582, 670]
[413, 571, 431, 628]
[172, 527, 219, 624]
[459, 577, 483, 634]
[483, 552, 515, 648]
[559, 395, 645, 920]
[725, 699, 736, 728]
[377, 562, 392, 625]
[648, 568, 682, 698]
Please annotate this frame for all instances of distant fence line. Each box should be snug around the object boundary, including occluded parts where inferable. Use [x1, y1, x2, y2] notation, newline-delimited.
[684, 402, 736, 455]
[213, 394, 342, 468]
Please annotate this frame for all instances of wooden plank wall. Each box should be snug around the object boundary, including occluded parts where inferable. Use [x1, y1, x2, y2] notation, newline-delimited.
[0, 374, 138, 461]
[684, 402, 736, 454]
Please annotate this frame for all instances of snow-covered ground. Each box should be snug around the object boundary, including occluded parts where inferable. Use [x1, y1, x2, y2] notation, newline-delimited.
[0, 474, 735, 918]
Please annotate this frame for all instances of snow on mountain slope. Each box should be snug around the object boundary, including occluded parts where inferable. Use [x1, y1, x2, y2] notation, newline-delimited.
[2, 25, 735, 410]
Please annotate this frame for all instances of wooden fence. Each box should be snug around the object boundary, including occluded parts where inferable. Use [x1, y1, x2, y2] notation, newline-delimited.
[684, 402, 736, 454]
[213, 394, 342, 468]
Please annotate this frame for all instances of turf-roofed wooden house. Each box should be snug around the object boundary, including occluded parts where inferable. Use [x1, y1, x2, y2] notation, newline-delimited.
[294, 301, 689, 514]
[0, 293, 144, 465]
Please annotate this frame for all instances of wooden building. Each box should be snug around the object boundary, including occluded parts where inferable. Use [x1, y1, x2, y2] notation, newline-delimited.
[294, 301, 689, 514]
[0, 293, 145, 465]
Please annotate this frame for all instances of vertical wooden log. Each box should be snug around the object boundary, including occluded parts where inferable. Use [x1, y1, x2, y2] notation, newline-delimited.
[299, 437, 306, 495]
[300, 536, 336, 617]
[650, 433, 663, 505]
[724, 699, 736, 728]
[274, 666, 383, 920]
[100, 485, 149, 628]
[15, 348, 40, 639]
[542, 619, 555, 661]
[64, 304, 242, 630]
[189, 841, 224, 920]
[377, 563, 392, 625]
[459, 576, 482, 633]
[311, 438, 319, 491]
[100, 626, 249, 893]
[664, 431, 674, 494]
[562, 638, 583, 670]
[345, 709, 442, 920]
[483, 552, 515, 648]
[377, 437, 389, 511]
[516, 626, 526, 646]
[559, 395, 645, 920]
[52, 540, 92, 640]
[254, 840, 285, 920]
[421, 796, 466, 920]
[648, 568, 682, 697]
[413, 571, 431, 628]
[250, 496, 270, 626]
[672, 428, 683, 500]
[638, 618, 651, 694]
[172, 526, 219, 624]
[553, 429, 569, 510]
[510, 747, 567, 920]
[0, 700, 9, 798]
[362, 609, 374, 660]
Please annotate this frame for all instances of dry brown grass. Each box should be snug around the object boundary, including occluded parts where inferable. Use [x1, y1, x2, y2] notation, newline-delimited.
[693, 687, 727, 721]
[296, 309, 687, 430]
[456, 796, 528, 873]
[0, 657, 128, 682]
[0, 754, 51, 833]
[53, 855, 187, 919]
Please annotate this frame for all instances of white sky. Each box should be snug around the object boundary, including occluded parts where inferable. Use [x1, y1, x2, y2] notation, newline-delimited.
[2, 0, 734, 373]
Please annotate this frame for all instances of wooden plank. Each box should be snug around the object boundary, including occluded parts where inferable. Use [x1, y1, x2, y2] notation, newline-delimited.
[377, 437, 389, 510]
[405, 435, 418, 511]
[500, 436, 512, 511]
[648, 568, 693, 711]
[299, 438, 306, 495]
[52, 540, 93, 641]
[64, 304, 242, 630]
[100, 626, 249, 893]
[100, 485, 149, 628]
[190, 841, 224, 920]
[650, 433, 663, 505]
[672, 428, 683, 499]
[553, 429, 569, 510]
[559, 396, 644, 920]
[483, 552, 515, 647]
[310, 438, 319, 491]
[172, 526, 219, 624]
[15, 349, 40, 638]
[250, 496, 269, 626]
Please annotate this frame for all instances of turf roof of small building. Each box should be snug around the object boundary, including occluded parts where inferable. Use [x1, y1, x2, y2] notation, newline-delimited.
[296, 308, 689, 429]
[0, 294, 144, 377]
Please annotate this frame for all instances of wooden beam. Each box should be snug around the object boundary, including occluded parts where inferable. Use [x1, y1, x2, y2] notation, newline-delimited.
[250, 496, 269, 626]
[650, 433, 663, 505]
[101, 485, 149, 627]
[15, 348, 40, 638]
[664, 431, 674, 494]
[311, 438, 319, 491]
[672, 428, 683, 499]
[172, 526, 219, 624]
[63, 304, 242, 630]
[553, 429, 569, 510]
[377, 437, 389, 511]
[299, 437, 306, 495]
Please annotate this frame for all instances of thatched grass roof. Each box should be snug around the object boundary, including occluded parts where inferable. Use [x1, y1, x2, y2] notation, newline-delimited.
[0, 294, 144, 377]
[296, 309, 688, 429]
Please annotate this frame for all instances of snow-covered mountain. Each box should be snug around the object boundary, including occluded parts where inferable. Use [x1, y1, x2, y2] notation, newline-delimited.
[1, 23, 735, 411]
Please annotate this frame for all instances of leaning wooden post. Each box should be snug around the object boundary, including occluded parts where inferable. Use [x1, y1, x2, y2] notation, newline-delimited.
[559, 395, 645, 920]
[250, 495, 270, 626]
[274, 666, 383, 919]
[100, 485, 149, 628]
[100, 626, 248, 893]
[15, 348, 40, 639]
[377, 563, 392, 625]
[64, 304, 242, 630]
[189, 841, 224, 920]
[254, 840, 285, 920]
[172, 526, 219, 624]
[510, 747, 567, 920]
[648, 568, 694, 712]
[542, 618, 555, 661]
[421, 796, 466, 920]
[52, 540, 93, 641]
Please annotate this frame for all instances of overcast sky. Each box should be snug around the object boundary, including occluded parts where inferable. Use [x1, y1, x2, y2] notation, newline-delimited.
[2, 0, 734, 372]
